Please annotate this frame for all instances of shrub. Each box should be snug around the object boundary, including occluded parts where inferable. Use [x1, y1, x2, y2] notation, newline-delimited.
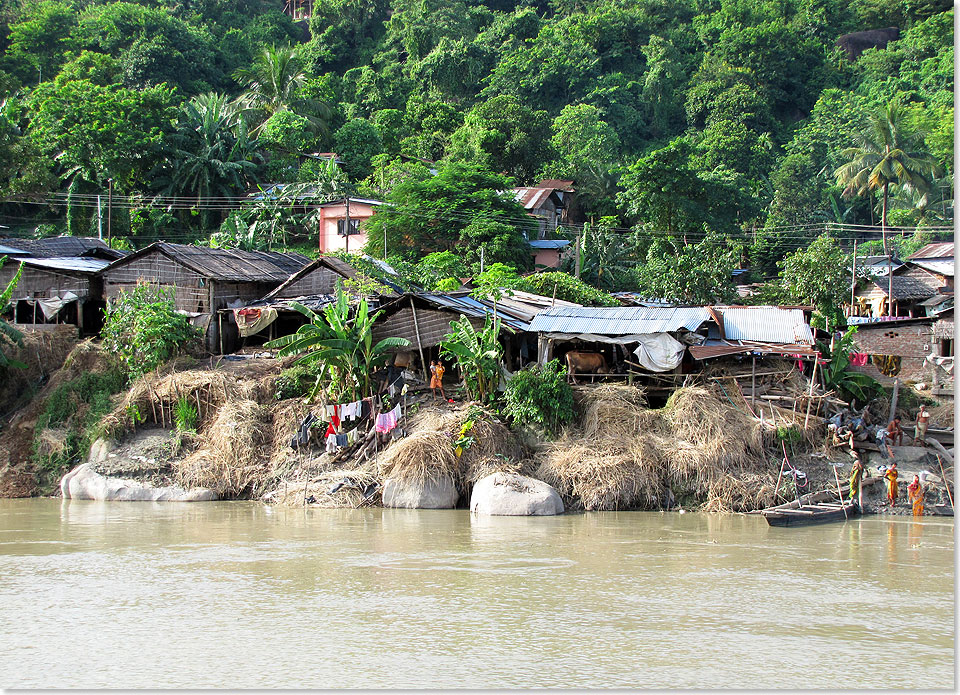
[503, 360, 575, 435]
[101, 285, 198, 381]
[174, 395, 198, 433]
[274, 363, 322, 400]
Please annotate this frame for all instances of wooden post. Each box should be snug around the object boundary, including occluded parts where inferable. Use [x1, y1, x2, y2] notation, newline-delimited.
[833, 464, 848, 518]
[751, 355, 756, 409]
[409, 297, 428, 381]
[106, 178, 113, 246]
[803, 355, 818, 429]
[218, 312, 225, 356]
[936, 455, 954, 509]
[888, 378, 899, 423]
[850, 238, 857, 310]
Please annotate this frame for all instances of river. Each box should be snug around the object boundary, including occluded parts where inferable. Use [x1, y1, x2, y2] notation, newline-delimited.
[0, 499, 953, 689]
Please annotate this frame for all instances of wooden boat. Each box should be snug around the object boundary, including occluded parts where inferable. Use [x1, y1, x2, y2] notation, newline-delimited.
[761, 490, 861, 527]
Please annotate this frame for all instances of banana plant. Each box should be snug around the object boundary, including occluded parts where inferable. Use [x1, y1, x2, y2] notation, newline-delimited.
[0, 258, 25, 370]
[819, 327, 882, 405]
[266, 286, 409, 400]
[440, 314, 504, 402]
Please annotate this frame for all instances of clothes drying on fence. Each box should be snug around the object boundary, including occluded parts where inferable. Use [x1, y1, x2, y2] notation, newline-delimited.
[290, 412, 319, 449]
[375, 404, 402, 434]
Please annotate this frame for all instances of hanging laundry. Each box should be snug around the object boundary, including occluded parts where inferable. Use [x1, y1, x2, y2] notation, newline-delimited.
[346, 428, 360, 445]
[359, 400, 371, 419]
[335, 433, 348, 448]
[289, 412, 318, 449]
[325, 434, 338, 453]
[872, 354, 902, 377]
[848, 352, 868, 367]
[375, 404, 402, 434]
[341, 401, 361, 420]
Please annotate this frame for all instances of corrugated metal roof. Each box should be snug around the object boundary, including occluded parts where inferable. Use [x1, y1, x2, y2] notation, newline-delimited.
[718, 307, 814, 344]
[529, 239, 571, 249]
[909, 259, 955, 277]
[529, 306, 711, 335]
[908, 242, 954, 260]
[418, 293, 529, 331]
[20, 257, 111, 273]
[690, 340, 818, 360]
[512, 187, 554, 210]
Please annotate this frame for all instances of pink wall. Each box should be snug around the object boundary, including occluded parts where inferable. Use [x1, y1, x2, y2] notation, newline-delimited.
[317, 201, 376, 253]
[533, 248, 567, 269]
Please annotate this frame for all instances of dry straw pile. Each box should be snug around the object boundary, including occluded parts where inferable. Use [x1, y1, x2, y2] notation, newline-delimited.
[537, 383, 780, 512]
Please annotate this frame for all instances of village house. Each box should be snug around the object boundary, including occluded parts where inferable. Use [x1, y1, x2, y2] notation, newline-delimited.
[529, 239, 571, 268]
[511, 180, 574, 239]
[847, 315, 935, 386]
[851, 275, 939, 318]
[0, 256, 111, 334]
[315, 197, 382, 254]
[98, 242, 309, 353]
[0, 236, 123, 261]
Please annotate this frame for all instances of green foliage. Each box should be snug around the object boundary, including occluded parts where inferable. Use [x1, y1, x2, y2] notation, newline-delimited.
[440, 314, 504, 403]
[632, 235, 740, 304]
[363, 160, 532, 268]
[332, 118, 382, 179]
[174, 395, 198, 434]
[31, 366, 126, 476]
[101, 285, 199, 381]
[778, 234, 850, 330]
[517, 271, 619, 306]
[265, 287, 409, 401]
[819, 328, 883, 404]
[274, 363, 322, 400]
[0, 259, 25, 370]
[503, 359, 574, 435]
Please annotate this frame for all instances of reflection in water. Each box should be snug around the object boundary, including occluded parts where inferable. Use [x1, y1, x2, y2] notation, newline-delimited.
[0, 499, 954, 689]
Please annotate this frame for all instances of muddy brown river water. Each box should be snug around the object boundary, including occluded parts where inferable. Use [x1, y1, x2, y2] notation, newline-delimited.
[0, 499, 954, 689]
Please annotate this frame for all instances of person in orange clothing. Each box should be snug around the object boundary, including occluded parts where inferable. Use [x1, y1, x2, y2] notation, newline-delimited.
[907, 475, 925, 516]
[883, 461, 899, 507]
[429, 359, 448, 402]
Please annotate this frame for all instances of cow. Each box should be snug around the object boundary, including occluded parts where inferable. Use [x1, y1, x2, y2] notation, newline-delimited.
[565, 351, 608, 385]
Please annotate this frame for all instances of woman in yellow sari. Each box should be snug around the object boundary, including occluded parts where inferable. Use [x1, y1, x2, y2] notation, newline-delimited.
[884, 462, 899, 507]
[907, 475, 924, 516]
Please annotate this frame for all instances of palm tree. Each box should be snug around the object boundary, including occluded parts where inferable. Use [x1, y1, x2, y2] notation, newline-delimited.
[233, 46, 331, 136]
[156, 93, 263, 229]
[834, 104, 942, 313]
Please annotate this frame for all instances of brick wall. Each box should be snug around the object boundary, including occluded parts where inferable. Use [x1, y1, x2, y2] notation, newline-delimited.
[851, 322, 933, 384]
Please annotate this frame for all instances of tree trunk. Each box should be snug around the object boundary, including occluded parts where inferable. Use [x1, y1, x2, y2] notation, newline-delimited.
[883, 182, 893, 316]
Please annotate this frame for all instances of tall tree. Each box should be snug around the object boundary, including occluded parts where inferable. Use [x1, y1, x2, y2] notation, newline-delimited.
[234, 45, 331, 136]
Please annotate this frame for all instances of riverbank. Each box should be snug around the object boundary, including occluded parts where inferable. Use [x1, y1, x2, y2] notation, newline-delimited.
[0, 337, 954, 514]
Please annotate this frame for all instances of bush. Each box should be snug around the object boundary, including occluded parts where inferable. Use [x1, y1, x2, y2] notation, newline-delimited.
[32, 366, 127, 477]
[503, 360, 575, 435]
[274, 363, 322, 400]
[101, 285, 199, 381]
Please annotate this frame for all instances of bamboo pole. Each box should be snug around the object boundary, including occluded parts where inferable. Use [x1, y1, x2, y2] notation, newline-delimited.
[803, 355, 818, 429]
[936, 455, 954, 509]
[751, 356, 756, 409]
[833, 464, 848, 518]
[409, 297, 428, 382]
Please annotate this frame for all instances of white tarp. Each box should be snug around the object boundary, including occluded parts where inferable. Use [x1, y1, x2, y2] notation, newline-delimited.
[633, 333, 686, 372]
[234, 307, 279, 337]
[34, 291, 79, 320]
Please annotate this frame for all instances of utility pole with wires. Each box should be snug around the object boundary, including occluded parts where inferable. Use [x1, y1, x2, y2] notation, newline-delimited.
[106, 179, 113, 247]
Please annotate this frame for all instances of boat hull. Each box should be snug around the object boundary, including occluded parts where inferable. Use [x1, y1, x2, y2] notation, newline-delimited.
[762, 503, 861, 527]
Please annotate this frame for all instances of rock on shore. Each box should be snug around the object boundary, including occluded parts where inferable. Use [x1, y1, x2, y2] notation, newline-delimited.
[471, 472, 564, 516]
[381, 476, 458, 508]
[60, 463, 218, 502]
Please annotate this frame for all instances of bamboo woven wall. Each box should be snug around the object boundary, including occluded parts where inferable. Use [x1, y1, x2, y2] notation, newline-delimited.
[103, 253, 209, 312]
[272, 266, 341, 298]
[372, 305, 482, 348]
[10, 266, 94, 299]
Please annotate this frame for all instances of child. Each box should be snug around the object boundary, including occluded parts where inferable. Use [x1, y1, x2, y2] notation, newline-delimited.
[430, 360, 448, 402]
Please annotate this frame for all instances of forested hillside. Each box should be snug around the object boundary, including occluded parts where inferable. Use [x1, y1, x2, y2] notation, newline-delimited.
[0, 0, 952, 297]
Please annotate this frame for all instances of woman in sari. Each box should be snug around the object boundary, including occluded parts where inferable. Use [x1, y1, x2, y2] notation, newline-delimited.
[907, 475, 925, 516]
[883, 462, 899, 507]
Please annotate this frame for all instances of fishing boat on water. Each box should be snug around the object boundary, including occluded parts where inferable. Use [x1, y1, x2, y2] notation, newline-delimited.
[761, 489, 861, 527]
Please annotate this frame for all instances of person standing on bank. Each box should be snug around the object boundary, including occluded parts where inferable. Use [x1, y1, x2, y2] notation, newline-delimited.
[884, 461, 899, 507]
[915, 405, 930, 447]
[430, 360, 448, 402]
[907, 475, 925, 516]
[848, 452, 866, 504]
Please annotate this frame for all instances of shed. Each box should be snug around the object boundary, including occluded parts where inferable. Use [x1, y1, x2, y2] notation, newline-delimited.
[0, 236, 123, 260]
[1, 257, 110, 334]
[853, 276, 938, 318]
[529, 239, 571, 268]
[98, 242, 309, 352]
[371, 292, 534, 374]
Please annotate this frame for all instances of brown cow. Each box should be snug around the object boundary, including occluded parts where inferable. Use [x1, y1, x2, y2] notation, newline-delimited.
[565, 351, 608, 385]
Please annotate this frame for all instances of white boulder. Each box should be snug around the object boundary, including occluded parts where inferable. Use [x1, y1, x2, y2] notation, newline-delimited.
[60, 463, 217, 502]
[470, 472, 564, 516]
[381, 476, 458, 509]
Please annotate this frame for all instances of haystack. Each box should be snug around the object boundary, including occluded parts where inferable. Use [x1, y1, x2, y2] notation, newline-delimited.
[537, 384, 779, 512]
[176, 399, 271, 497]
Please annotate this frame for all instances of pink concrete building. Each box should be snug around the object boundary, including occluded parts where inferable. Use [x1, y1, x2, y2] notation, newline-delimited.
[529, 239, 572, 268]
[315, 197, 383, 254]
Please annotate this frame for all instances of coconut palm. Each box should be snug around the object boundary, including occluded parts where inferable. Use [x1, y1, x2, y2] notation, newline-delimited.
[834, 104, 942, 250]
[834, 104, 942, 312]
[233, 45, 331, 136]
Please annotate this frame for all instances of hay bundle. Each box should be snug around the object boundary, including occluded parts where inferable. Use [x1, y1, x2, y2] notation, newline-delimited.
[535, 436, 662, 511]
[270, 465, 381, 508]
[378, 430, 460, 484]
[663, 386, 766, 467]
[35, 427, 69, 460]
[701, 473, 778, 513]
[575, 383, 651, 440]
[176, 399, 270, 496]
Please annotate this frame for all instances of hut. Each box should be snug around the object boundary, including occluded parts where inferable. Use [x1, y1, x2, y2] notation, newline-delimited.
[852, 276, 938, 318]
[370, 292, 533, 377]
[1, 257, 111, 334]
[98, 242, 309, 352]
[847, 315, 935, 386]
[0, 236, 123, 261]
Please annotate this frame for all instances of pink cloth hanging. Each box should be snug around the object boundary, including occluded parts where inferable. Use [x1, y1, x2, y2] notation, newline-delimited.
[849, 352, 868, 367]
